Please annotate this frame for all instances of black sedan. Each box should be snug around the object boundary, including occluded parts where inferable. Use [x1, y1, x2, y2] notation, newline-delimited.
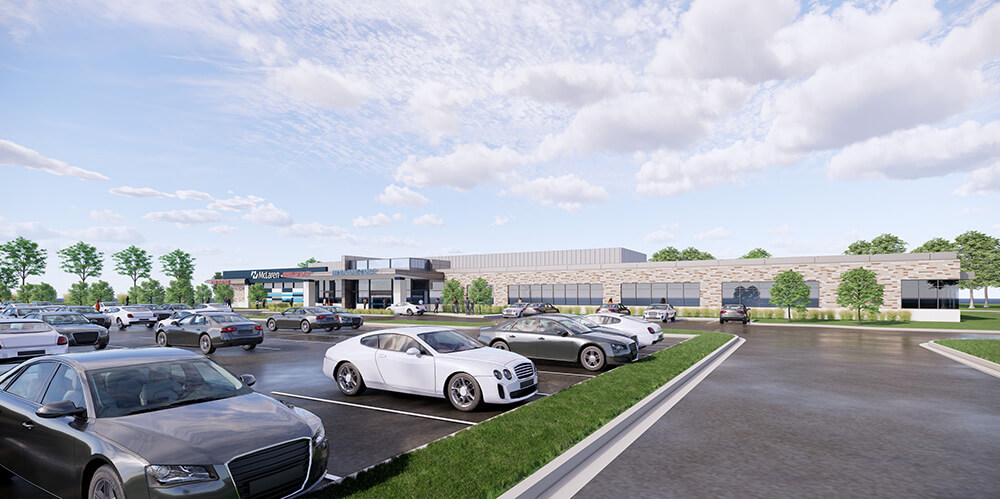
[25, 312, 109, 349]
[478, 315, 638, 371]
[0, 348, 328, 498]
[138, 303, 173, 322]
[57, 306, 113, 328]
[266, 307, 340, 333]
[156, 312, 263, 354]
[502, 302, 560, 318]
[596, 303, 631, 315]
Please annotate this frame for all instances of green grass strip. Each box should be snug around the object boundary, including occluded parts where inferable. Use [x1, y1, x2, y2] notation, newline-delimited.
[313, 330, 732, 499]
[936, 339, 1000, 364]
[368, 320, 497, 328]
[753, 311, 1000, 331]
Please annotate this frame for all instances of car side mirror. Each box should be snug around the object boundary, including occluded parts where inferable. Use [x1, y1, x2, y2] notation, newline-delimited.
[560, 331, 569, 337]
[169, 320, 178, 325]
[405, 347, 421, 357]
[239, 374, 257, 387]
[36, 400, 86, 419]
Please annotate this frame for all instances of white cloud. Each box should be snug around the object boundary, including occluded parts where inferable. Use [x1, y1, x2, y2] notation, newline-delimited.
[192, 246, 223, 256]
[110, 186, 174, 198]
[493, 63, 634, 107]
[208, 195, 264, 211]
[376, 185, 429, 207]
[413, 214, 444, 227]
[643, 225, 676, 244]
[955, 163, 1000, 196]
[694, 226, 732, 241]
[65, 226, 145, 243]
[353, 213, 392, 228]
[90, 209, 125, 223]
[769, 224, 792, 235]
[208, 225, 238, 234]
[271, 59, 372, 109]
[392, 213, 405, 221]
[175, 189, 213, 200]
[242, 202, 293, 226]
[395, 144, 522, 191]
[0, 139, 108, 181]
[492, 215, 513, 226]
[408, 82, 474, 144]
[280, 223, 358, 242]
[0, 217, 61, 239]
[143, 209, 222, 226]
[508, 174, 609, 212]
[827, 121, 1000, 180]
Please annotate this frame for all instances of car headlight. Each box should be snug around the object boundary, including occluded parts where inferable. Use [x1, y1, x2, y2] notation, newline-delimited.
[503, 369, 512, 380]
[493, 370, 502, 380]
[313, 424, 326, 446]
[146, 465, 216, 486]
[610, 343, 627, 352]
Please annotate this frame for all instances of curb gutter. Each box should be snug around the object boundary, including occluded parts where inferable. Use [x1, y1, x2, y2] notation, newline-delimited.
[499, 335, 745, 499]
[750, 321, 1000, 335]
[920, 341, 1000, 379]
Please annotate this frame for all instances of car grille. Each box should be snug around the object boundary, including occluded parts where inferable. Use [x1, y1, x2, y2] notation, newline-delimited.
[513, 362, 534, 379]
[228, 438, 310, 499]
[351, 317, 361, 325]
[510, 385, 536, 398]
[73, 331, 99, 344]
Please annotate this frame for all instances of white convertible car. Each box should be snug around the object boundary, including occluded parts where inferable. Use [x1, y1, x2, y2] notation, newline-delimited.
[323, 326, 538, 411]
[387, 302, 426, 315]
[585, 313, 663, 348]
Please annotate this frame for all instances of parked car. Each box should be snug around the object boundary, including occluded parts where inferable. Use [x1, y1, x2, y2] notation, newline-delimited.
[154, 310, 193, 334]
[25, 312, 109, 349]
[596, 303, 631, 315]
[163, 303, 192, 311]
[502, 302, 560, 318]
[643, 304, 677, 322]
[138, 303, 173, 321]
[189, 302, 233, 313]
[266, 307, 340, 333]
[156, 312, 263, 354]
[585, 313, 663, 348]
[388, 302, 426, 316]
[104, 305, 157, 329]
[478, 315, 638, 371]
[0, 348, 328, 498]
[720, 304, 750, 324]
[97, 301, 119, 311]
[2, 306, 44, 318]
[56, 306, 113, 328]
[324, 327, 537, 411]
[318, 305, 364, 330]
[0, 318, 69, 362]
[28, 301, 53, 307]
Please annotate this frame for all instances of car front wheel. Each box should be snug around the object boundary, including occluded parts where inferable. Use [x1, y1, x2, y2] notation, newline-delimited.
[266, 319, 277, 332]
[199, 334, 216, 354]
[336, 362, 366, 396]
[491, 340, 509, 350]
[145, 323, 153, 328]
[89, 465, 125, 499]
[156, 331, 168, 347]
[300, 320, 312, 333]
[406, 309, 414, 316]
[94, 342, 107, 350]
[243, 344, 256, 351]
[447, 373, 481, 412]
[116, 318, 126, 330]
[580, 345, 606, 371]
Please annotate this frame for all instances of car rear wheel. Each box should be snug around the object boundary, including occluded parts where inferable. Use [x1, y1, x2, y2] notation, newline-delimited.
[336, 362, 366, 396]
[266, 318, 277, 331]
[243, 344, 256, 351]
[580, 345, 606, 371]
[491, 340, 510, 351]
[334, 324, 342, 330]
[116, 318, 126, 330]
[145, 323, 153, 328]
[199, 334, 216, 354]
[300, 320, 312, 333]
[325, 326, 334, 332]
[89, 465, 125, 499]
[156, 331, 168, 347]
[447, 373, 481, 412]
[351, 324, 361, 329]
[406, 309, 414, 316]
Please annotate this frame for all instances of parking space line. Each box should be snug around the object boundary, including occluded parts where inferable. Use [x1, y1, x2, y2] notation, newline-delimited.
[270, 391, 478, 426]
[537, 371, 594, 378]
[255, 346, 282, 351]
[324, 473, 342, 482]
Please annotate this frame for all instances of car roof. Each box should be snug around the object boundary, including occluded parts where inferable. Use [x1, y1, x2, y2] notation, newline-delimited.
[50, 347, 204, 371]
[0, 318, 45, 324]
[359, 326, 453, 337]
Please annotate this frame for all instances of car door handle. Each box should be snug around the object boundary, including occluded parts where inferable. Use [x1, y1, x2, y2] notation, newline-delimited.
[21, 421, 35, 430]
[538, 337, 545, 340]
[507, 335, 515, 338]
[376, 353, 387, 358]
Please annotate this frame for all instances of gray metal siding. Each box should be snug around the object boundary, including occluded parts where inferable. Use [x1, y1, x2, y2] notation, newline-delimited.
[427, 247, 649, 270]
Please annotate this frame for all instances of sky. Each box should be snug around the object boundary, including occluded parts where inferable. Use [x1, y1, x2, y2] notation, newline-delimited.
[0, 0, 998, 297]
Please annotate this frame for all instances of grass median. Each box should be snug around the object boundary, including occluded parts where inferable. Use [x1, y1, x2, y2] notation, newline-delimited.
[753, 311, 1000, 331]
[936, 339, 1000, 364]
[313, 330, 733, 499]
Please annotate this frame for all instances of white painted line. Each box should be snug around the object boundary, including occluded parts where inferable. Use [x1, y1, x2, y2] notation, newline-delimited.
[920, 341, 1000, 379]
[271, 391, 478, 426]
[256, 346, 282, 351]
[537, 371, 594, 378]
[324, 473, 342, 482]
[536, 393, 552, 397]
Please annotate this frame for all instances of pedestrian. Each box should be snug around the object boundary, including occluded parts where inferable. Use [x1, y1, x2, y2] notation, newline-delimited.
[125, 295, 130, 305]
[465, 297, 472, 315]
[95, 300, 100, 312]
[434, 298, 440, 313]
[608, 298, 613, 304]
[452, 297, 458, 314]
[660, 297, 666, 304]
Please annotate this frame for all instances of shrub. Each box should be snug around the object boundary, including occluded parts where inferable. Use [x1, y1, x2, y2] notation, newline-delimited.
[898, 310, 911, 322]
[808, 310, 820, 320]
[824, 309, 837, 321]
[883, 310, 898, 322]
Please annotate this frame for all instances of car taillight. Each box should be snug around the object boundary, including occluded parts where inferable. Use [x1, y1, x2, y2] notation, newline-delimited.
[221, 326, 237, 333]
[532, 308, 541, 312]
[57, 336, 68, 345]
[127, 313, 134, 318]
[316, 315, 326, 320]
[720, 311, 725, 315]
[334, 315, 340, 320]
[737, 310, 745, 314]
[254, 325, 262, 331]
[648, 327, 655, 334]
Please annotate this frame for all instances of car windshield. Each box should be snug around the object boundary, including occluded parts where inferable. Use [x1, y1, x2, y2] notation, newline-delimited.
[123, 306, 149, 312]
[67, 307, 95, 314]
[0, 322, 52, 333]
[42, 313, 90, 325]
[87, 359, 252, 418]
[207, 313, 248, 323]
[648, 305, 667, 310]
[418, 330, 482, 353]
[325, 306, 347, 313]
[555, 318, 591, 335]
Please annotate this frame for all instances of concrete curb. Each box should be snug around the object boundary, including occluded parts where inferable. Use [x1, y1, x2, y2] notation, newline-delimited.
[920, 341, 1000, 379]
[499, 334, 744, 499]
[749, 321, 1000, 335]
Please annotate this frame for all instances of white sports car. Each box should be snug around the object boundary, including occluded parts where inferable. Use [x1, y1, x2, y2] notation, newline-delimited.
[104, 305, 157, 329]
[585, 313, 663, 348]
[323, 326, 538, 411]
[0, 318, 69, 361]
[387, 302, 426, 316]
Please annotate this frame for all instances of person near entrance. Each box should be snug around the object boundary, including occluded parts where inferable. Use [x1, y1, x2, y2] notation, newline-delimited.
[434, 298, 440, 313]
[465, 297, 472, 315]
[452, 297, 458, 314]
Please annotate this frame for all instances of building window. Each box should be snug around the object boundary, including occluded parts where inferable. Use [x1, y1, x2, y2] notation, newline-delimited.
[722, 281, 819, 308]
[901, 280, 958, 309]
[621, 282, 700, 307]
[508, 284, 603, 305]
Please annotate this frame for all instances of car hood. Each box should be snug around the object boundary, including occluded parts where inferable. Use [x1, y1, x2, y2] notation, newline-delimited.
[93, 393, 312, 464]
[442, 347, 526, 368]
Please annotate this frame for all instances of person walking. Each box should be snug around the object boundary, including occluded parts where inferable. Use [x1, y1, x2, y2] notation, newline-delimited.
[452, 297, 458, 314]
[465, 297, 472, 315]
[434, 298, 440, 313]
[125, 295, 130, 306]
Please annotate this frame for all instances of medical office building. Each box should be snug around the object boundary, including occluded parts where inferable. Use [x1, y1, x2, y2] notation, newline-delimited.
[215, 248, 970, 322]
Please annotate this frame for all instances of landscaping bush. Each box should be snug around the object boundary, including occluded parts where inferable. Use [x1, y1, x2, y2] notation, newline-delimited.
[808, 310, 820, 320]
[898, 310, 911, 321]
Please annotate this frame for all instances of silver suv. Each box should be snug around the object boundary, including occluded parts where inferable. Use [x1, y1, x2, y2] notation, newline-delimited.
[720, 304, 750, 324]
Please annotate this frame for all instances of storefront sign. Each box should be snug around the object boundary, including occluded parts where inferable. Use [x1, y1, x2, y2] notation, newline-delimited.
[250, 270, 314, 279]
[223, 267, 327, 283]
[331, 269, 378, 276]
[209, 279, 245, 285]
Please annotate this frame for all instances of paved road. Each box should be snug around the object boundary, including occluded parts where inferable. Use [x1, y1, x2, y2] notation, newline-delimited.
[576, 321, 1000, 498]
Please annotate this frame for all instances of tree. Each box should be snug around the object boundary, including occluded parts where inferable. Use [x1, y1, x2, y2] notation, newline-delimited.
[0, 283, 11, 301]
[0, 266, 16, 300]
[249, 283, 268, 305]
[165, 279, 195, 305]
[955, 231, 1000, 308]
[160, 249, 196, 280]
[88, 281, 115, 304]
[650, 247, 682, 262]
[844, 240, 873, 255]
[58, 241, 104, 284]
[66, 282, 90, 305]
[1, 236, 47, 286]
[214, 283, 234, 303]
[741, 248, 772, 259]
[298, 257, 319, 268]
[769, 270, 811, 322]
[19, 282, 56, 302]
[468, 278, 492, 305]
[836, 267, 884, 325]
[17, 283, 36, 302]
[845, 234, 906, 255]
[680, 247, 715, 260]
[112, 246, 153, 288]
[912, 237, 956, 253]
[139, 279, 166, 304]
[195, 284, 213, 304]
[442, 279, 464, 312]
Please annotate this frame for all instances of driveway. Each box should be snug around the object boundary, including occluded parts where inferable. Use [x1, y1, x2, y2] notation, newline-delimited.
[576, 322, 1000, 498]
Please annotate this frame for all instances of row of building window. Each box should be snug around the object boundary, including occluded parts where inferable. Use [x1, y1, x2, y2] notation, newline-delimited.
[507, 284, 604, 306]
[901, 280, 959, 309]
[722, 281, 821, 308]
[621, 283, 701, 307]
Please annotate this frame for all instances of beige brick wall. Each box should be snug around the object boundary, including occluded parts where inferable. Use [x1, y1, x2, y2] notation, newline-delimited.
[444, 260, 961, 310]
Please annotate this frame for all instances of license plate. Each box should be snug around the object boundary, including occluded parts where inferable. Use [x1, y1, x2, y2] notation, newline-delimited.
[520, 380, 534, 389]
[19, 350, 44, 356]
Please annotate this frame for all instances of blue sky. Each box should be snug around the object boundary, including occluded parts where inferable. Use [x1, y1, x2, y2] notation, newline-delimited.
[1, 0, 998, 297]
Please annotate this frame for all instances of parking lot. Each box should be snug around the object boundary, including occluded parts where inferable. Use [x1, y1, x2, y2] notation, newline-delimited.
[1, 317, 685, 497]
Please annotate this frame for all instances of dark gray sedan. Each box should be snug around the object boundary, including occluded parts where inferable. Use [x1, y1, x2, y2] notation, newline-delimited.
[0, 348, 328, 498]
[57, 306, 113, 328]
[318, 305, 364, 330]
[478, 315, 638, 371]
[26, 312, 109, 350]
[502, 302, 560, 318]
[266, 307, 340, 333]
[156, 312, 263, 354]
[138, 303, 173, 322]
